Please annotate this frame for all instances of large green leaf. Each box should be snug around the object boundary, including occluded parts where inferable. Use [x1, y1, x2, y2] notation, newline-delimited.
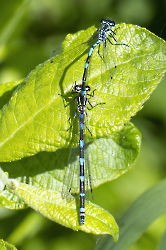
[0, 22, 165, 232]
[0, 23, 165, 161]
[0, 122, 140, 209]
[6, 180, 119, 239]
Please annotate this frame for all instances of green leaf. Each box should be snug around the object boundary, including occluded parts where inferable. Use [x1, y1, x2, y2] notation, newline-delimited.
[0, 239, 17, 250]
[0, 23, 165, 161]
[93, 179, 166, 250]
[0, 22, 164, 233]
[0, 122, 140, 209]
[0, 189, 27, 210]
[6, 181, 119, 239]
[0, 80, 23, 111]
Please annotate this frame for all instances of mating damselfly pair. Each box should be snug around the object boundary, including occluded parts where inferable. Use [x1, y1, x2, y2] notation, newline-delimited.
[60, 19, 128, 225]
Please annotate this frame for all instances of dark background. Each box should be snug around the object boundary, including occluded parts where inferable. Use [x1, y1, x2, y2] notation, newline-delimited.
[0, 0, 166, 249]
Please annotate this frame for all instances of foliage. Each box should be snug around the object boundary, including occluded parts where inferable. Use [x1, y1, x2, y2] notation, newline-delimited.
[0, 1, 166, 249]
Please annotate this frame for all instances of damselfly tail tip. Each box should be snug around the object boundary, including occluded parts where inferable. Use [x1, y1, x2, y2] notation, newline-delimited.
[80, 217, 85, 225]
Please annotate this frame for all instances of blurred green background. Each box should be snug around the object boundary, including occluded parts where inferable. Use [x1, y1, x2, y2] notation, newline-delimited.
[0, 0, 166, 249]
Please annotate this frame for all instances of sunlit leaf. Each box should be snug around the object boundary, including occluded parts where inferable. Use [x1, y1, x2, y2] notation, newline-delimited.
[6, 181, 119, 239]
[0, 239, 17, 250]
[0, 24, 165, 161]
[0, 122, 140, 208]
[0, 22, 165, 234]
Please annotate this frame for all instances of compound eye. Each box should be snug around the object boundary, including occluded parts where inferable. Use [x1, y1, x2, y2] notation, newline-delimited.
[101, 19, 116, 27]
[110, 20, 116, 27]
[75, 85, 81, 91]
[85, 86, 90, 92]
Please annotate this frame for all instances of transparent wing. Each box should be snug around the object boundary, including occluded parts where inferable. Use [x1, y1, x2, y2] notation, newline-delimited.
[100, 39, 118, 92]
[61, 145, 79, 202]
[61, 108, 80, 202]
[100, 32, 129, 94]
[84, 142, 93, 202]
[49, 30, 99, 85]
[51, 31, 98, 58]
[61, 109, 94, 203]
[83, 110, 94, 202]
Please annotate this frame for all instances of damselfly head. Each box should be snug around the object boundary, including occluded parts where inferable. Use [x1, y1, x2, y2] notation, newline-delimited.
[101, 19, 116, 27]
